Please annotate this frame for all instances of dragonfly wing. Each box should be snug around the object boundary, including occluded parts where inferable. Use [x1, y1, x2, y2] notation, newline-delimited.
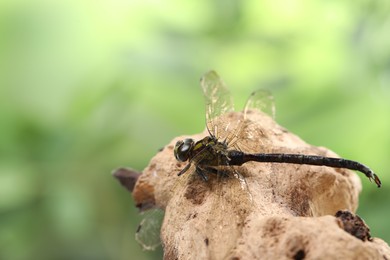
[135, 208, 165, 251]
[229, 89, 276, 153]
[200, 71, 235, 140]
[243, 89, 275, 119]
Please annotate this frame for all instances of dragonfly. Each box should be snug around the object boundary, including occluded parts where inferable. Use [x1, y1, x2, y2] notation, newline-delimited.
[135, 70, 381, 252]
[174, 70, 381, 188]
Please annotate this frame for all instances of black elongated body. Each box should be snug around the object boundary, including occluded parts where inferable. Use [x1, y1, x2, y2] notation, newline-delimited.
[228, 150, 381, 187]
[175, 136, 382, 188]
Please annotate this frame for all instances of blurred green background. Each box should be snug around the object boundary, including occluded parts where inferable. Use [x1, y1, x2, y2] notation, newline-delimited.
[1, 0, 389, 259]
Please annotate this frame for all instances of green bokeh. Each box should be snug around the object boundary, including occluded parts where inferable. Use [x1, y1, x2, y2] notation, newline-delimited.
[1, 1, 389, 259]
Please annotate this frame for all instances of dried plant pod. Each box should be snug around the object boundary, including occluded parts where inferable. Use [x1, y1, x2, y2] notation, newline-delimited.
[128, 111, 389, 259]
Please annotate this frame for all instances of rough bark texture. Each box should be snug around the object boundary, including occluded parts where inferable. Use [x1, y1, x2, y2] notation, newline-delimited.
[131, 110, 389, 260]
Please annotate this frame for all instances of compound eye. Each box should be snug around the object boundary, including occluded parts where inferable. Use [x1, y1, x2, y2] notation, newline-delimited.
[174, 138, 194, 162]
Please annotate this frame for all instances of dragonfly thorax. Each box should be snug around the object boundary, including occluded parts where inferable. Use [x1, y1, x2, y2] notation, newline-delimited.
[174, 135, 230, 165]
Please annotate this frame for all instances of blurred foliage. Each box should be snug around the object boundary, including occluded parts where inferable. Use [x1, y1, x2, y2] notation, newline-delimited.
[1, 0, 390, 259]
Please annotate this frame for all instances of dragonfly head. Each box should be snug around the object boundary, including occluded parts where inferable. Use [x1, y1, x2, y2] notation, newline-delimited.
[174, 138, 195, 162]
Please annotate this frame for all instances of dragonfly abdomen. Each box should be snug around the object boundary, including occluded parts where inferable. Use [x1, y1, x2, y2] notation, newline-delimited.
[228, 151, 381, 188]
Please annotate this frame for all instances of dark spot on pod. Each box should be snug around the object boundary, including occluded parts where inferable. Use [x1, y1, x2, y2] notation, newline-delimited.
[136, 224, 142, 233]
[293, 249, 305, 260]
[335, 210, 372, 241]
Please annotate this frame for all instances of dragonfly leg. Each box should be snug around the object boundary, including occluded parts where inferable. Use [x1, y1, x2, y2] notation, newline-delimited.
[195, 166, 209, 182]
[177, 163, 191, 176]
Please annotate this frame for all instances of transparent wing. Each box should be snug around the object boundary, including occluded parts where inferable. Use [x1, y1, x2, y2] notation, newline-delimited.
[231, 89, 276, 153]
[243, 89, 275, 119]
[200, 71, 236, 141]
[135, 208, 164, 251]
[175, 166, 253, 254]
